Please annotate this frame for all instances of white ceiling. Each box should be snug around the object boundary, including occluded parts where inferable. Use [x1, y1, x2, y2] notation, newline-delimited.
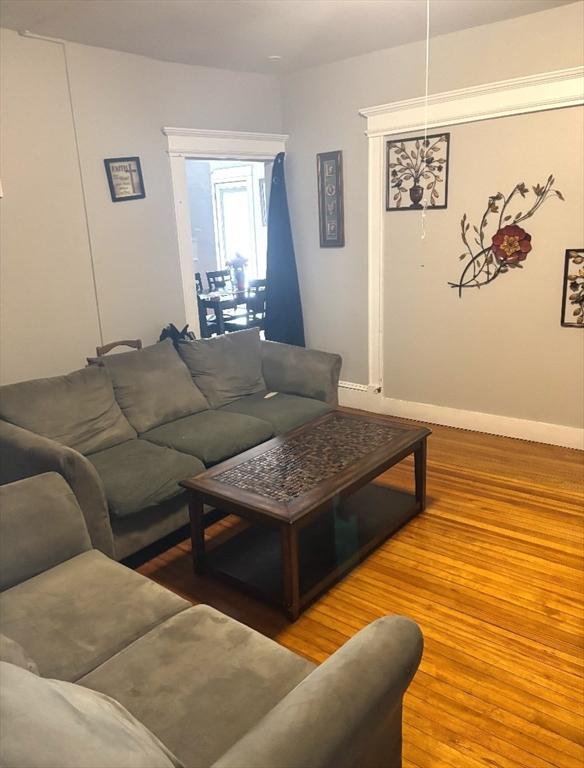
[0, 0, 576, 74]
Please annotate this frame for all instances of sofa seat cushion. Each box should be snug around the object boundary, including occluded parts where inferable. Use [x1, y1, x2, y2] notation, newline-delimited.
[0, 551, 189, 682]
[87, 439, 204, 517]
[79, 605, 315, 768]
[0, 662, 183, 768]
[142, 411, 273, 466]
[0, 365, 136, 455]
[220, 392, 334, 435]
[95, 339, 209, 433]
[177, 328, 266, 408]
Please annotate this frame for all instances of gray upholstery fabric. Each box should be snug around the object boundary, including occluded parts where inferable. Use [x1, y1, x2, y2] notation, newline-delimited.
[261, 340, 342, 406]
[0, 662, 184, 768]
[112, 495, 190, 561]
[0, 634, 39, 675]
[96, 339, 209, 433]
[213, 616, 423, 768]
[0, 550, 189, 682]
[0, 420, 114, 557]
[143, 410, 273, 466]
[80, 605, 315, 768]
[0, 365, 136, 454]
[220, 391, 333, 434]
[0, 473, 91, 591]
[178, 328, 266, 408]
[87, 439, 204, 518]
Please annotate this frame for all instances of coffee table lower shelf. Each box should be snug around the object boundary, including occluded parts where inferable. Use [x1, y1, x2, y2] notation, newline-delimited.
[198, 484, 419, 620]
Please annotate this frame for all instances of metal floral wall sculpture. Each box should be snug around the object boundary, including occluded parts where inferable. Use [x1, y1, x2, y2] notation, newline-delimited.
[449, 175, 564, 297]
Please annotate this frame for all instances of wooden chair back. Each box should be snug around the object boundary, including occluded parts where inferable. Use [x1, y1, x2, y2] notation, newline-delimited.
[246, 279, 267, 326]
[207, 269, 233, 292]
[94, 339, 142, 357]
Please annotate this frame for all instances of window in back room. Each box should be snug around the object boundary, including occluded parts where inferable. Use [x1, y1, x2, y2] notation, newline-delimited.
[185, 158, 272, 292]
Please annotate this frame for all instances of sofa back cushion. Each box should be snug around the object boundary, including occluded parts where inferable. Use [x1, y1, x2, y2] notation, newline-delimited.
[178, 328, 266, 408]
[0, 661, 184, 768]
[0, 366, 136, 455]
[95, 339, 209, 434]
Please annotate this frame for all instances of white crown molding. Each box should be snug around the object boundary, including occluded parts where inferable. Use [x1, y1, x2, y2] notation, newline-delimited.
[359, 67, 584, 137]
[338, 384, 584, 450]
[162, 127, 288, 158]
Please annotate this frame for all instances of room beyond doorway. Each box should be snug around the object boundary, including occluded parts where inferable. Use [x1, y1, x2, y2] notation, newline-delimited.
[185, 159, 271, 290]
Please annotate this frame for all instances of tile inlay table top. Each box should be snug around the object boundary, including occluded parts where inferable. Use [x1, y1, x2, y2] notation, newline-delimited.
[181, 410, 431, 619]
[214, 413, 403, 504]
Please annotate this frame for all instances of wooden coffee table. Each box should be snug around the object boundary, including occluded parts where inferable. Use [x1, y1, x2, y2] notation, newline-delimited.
[181, 411, 430, 620]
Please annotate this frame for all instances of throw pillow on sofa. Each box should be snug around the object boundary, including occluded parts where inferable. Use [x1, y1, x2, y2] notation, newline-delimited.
[178, 328, 266, 408]
[0, 634, 39, 675]
[94, 339, 209, 434]
[0, 662, 184, 768]
[0, 366, 136, 455]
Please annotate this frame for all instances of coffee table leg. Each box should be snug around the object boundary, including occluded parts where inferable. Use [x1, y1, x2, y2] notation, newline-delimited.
[414, 437, 427, 512]
[189, 496, 206, 575]
[281, 524, 300, 621]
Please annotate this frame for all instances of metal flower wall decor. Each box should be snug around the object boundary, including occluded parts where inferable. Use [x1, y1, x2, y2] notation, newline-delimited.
[449, 175, 564, 296]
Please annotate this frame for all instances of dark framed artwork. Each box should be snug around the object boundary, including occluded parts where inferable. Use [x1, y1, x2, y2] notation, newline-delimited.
[317, 150, 344, 247]
[561, 248, 584, 327]
[386, 132, 450, 211]
[104, 156, 145, 202]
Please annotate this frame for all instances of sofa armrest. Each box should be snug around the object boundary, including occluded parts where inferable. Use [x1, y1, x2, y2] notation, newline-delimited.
[0, 421, 114, 558]
[212, 615, 423, 768]
[0, 473, 93, 590]
[261, 341, 342, 406]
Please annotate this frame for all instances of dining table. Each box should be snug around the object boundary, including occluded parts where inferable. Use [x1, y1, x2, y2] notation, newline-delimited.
[197, 289, 246, 337]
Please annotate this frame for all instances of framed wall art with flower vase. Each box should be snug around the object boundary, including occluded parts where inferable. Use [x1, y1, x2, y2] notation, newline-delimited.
[317, 151, 344, 247]
[561, 249, 584, 327]
[386, 133, 450, 211]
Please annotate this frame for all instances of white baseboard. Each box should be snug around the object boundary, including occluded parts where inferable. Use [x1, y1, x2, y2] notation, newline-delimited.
[338, 382, 584, 450]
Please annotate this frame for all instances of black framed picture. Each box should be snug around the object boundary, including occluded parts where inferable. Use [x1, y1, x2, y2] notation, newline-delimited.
[561, 248, 584, 327]
[386, 132, 450, 211]
[317, 150, 344, 248]
[104, 156, 145, 202]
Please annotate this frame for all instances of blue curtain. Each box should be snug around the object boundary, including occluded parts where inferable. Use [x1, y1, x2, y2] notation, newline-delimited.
[264, 153, 305, 347]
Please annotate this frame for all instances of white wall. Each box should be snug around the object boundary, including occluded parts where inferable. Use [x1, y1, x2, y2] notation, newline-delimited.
[282, 2, 584, 388]
[0, 28, 281, 383]
[0, 31, 101, 383]
[383, 107, 584, 429]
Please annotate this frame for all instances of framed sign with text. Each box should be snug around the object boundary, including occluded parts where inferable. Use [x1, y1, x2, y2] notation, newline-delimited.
[104, 156, 145, 202]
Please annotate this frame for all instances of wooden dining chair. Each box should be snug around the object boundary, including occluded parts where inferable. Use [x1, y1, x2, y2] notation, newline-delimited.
[95, 339, 142, 357]
[206, 269, 234, 292]
[87, 339, 142, 364]
[223, 279, 267, 332]
[246, 279, 267, 329]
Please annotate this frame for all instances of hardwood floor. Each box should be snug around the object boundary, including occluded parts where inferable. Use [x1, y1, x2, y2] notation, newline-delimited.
[138, 413, 584, 767]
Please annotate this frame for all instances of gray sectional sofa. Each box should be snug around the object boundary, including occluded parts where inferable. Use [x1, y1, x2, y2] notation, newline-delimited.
[0, 472, 423, 768]
[0, 330, 342, 561]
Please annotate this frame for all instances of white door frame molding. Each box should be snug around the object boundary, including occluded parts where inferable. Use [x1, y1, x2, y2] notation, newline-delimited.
[163, 128, 288, 335]
[352, 67, 584, 449]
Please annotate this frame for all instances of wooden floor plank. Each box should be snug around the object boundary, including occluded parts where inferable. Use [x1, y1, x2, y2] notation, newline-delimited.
[138, 413, 584, 767]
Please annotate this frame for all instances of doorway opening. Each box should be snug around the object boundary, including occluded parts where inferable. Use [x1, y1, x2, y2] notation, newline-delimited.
[185, 159, 272, 291]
